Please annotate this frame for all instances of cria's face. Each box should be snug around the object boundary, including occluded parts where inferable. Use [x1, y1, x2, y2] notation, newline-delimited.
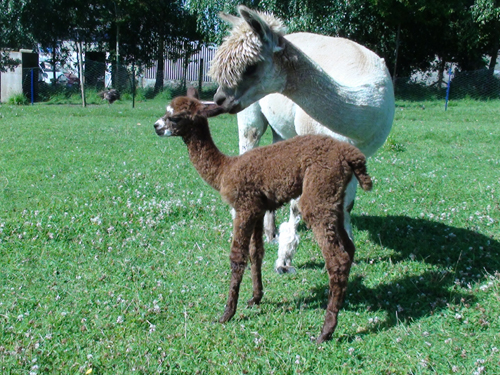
[154, 105, 186, 137]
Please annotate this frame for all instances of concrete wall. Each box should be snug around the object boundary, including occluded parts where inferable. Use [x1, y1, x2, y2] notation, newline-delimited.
[0, 50, 38, 103]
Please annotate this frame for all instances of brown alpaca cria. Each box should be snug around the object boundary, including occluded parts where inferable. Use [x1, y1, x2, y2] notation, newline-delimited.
[154, 90, 372, 343]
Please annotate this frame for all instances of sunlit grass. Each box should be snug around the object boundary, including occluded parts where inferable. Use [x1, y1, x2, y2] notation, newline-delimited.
[0, 98, 499, 374]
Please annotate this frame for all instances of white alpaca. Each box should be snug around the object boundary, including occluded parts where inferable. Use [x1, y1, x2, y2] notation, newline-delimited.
[209, 6, 395, 273]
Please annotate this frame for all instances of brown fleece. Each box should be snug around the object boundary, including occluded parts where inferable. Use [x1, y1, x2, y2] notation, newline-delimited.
[155, 94, 372, 343]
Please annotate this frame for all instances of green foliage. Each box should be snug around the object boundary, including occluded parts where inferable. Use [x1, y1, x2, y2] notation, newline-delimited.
[189, 0, 493, 77]
[0, 0, 34, 52]
[472, 0, 500, 23]
[7, 92, 29, 105]
[0, 99, 499, 373]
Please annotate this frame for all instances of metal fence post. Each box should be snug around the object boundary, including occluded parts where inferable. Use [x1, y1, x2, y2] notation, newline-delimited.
[198, 58, 203, 94]
[30, 68, 34, 105]
[445, 66, 453, 111]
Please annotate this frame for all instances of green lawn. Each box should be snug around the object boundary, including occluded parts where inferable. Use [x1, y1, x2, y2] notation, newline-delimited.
[0, 98, 499, 374]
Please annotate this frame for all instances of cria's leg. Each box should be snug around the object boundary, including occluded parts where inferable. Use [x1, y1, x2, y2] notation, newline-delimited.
[313, 221, 355, 343]
[219, 212, 257, 323]
[275, 199, 301, 274]
[248, 217, 265, 306]
[299, 168, 355, 343]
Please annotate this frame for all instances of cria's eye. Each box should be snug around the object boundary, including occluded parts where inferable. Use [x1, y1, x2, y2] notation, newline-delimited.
[168, 116, 181, 123]
[243, 64, 258, 76]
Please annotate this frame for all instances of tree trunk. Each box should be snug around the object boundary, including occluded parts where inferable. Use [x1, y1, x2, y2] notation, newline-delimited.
[155, 38, 165, 94]
[76, 40, 86, 107]
[115, 22, 120, 90]
[52, 42, 57, 86]
[437, 58, 446, 87]
[392, 24, 401, 90]
[182, 50, 189, 94]
[488, 40, 499, 76]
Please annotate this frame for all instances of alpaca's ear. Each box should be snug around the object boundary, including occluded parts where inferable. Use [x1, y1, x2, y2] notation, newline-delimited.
[219, 12, 241, 26]
[238, 5, 283, 53]
[199, 102, 226, 118]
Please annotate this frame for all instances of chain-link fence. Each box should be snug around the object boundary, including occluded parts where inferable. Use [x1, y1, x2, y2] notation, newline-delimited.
[17, 60, 136, 105]
[395, 69, 500, 101]
[10, 63, 500, 105]
[14, 58, 217, 105]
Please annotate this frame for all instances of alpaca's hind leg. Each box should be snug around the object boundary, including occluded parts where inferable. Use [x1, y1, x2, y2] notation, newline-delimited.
[248, 217, 265, 306]
[343, 178, 358, 240]
[312, 221, 355, 343]
[275, 199, 301, 274]
[219, 213, 257, 323]
[264, 211, 276, 243]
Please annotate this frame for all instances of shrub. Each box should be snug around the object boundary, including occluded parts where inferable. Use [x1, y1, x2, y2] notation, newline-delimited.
[8, 93, 29, 105]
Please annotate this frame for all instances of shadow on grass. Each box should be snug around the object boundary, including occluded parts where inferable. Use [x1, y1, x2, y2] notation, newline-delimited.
[353, 215, 499, 279]
[284, 215, 499, 336]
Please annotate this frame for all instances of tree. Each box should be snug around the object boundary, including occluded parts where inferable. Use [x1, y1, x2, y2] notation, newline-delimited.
[0, 0, 33, 72]
[472, 0, 500, 74]
[188, 0, 495, 80]
[107, 0, 206, 93]
[21, 0, 99, 83]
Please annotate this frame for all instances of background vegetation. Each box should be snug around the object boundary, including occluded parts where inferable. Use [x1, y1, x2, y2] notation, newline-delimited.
[1, 0, 500, 88]
[0, 97, 499, 373]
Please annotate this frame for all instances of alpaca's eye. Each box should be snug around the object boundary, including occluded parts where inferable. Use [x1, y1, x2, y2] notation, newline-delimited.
[243, 64, 258, 76]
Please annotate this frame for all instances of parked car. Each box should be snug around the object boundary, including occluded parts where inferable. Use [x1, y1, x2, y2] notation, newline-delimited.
[39, 61, 79, 86]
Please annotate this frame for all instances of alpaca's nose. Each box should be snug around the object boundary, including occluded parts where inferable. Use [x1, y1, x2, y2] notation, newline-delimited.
[214, 91, 226, 106]
[154, 119, 165, 130]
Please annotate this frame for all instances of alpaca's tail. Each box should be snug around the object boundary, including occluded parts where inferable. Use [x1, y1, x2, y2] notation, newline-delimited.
[346, 150, 373, 192]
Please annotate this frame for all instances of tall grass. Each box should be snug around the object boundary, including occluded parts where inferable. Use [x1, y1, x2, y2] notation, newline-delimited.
[0, 98, 499, 374]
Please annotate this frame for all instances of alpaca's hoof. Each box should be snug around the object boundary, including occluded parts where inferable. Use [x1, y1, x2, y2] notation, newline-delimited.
[247, 296, 262, 307]
[219, 308, 236, 323]
[316, 333, 332, 344]
[316, 328, 334, 344]
[275, 265, 297, 275]
[265, 234, 278, 244]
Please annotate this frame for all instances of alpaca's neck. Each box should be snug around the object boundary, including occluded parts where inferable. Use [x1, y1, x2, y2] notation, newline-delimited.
[182, 122, 231, 191]
[281, 41, 383, 143]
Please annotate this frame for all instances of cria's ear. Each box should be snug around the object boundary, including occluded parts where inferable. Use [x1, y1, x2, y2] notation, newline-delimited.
[186, 87, 200, 99]
[238, 5, 283, 52]
[199, 102, 226, 118]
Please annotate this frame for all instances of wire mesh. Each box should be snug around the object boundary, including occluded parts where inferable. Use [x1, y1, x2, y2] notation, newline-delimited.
[12, 65, 500, 105]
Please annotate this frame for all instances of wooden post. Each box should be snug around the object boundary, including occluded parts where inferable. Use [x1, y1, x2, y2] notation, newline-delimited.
[77, 40, 86, 107]
[132, 60, 136, 109]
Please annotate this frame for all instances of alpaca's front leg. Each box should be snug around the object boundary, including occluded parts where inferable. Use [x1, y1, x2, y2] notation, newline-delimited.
[219, 213, 256, 323]
[248, 217, 265, 307]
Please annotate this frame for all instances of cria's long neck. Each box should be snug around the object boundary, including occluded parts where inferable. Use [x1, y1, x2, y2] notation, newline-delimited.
[281, 41, 380, 142]
[181, 123, 231, 191]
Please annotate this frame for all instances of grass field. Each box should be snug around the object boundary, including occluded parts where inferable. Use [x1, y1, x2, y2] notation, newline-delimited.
[1, 98, 499, 374]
